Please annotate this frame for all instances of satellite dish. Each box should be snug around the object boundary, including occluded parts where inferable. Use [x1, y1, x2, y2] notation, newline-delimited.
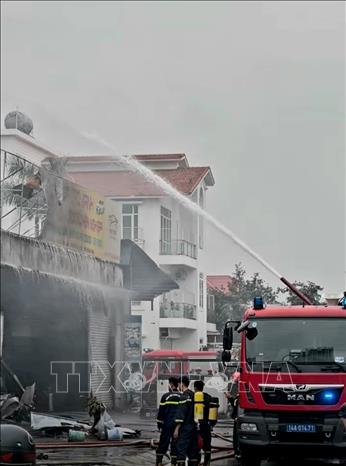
[4, 110, 33, 135]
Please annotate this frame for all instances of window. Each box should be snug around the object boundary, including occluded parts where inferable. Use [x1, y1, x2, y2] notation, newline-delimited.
[199, 273, 204, 308]
[207, 294, 215, 312]
[122, 204, 139, 241]
[246, 318, 346, 373]
[160, 206, 172, 254]
[199, 188, 204, 249]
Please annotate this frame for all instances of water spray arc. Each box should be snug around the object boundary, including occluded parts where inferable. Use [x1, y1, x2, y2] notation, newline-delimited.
[80, 133, 312, 305]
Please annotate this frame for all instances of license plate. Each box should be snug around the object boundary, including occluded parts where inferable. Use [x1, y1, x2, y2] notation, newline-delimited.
[286, 423, 316, 433]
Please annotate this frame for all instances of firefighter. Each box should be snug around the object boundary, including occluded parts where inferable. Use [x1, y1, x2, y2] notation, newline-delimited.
[173, 376, 200, 466]
[156, 377, 181, 466]
[87, 393, 106, 434]
[193, 380, 213, 466]
[225, 370, 240, 459]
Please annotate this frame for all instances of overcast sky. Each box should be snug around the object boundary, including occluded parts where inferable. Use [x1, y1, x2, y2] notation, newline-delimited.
[1, 1, 345, 294]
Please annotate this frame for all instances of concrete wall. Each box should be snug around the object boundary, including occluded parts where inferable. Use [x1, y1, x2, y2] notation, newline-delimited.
[1, 130, 59, 166]
[1, 231, 129, 410]
[1, 231, 123, 288]
[132, 300, 160, 350]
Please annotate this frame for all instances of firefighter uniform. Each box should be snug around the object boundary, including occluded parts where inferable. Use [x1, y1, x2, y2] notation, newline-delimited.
[174, 389, 200, 466]
[194, 382, 219, 466]
[197, 391, 212, 466]
[156, 390, 182, 466]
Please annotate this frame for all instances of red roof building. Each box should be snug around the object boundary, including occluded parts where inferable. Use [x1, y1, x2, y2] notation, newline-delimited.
[207, 275, 232, 295]
[67, 154, 214, 197]
[70, 166, 212, 198]
[66, 153, 217, 352]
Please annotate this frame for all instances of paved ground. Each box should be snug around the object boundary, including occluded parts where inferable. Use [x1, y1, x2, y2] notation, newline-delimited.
[35, 413, 234, 465]
[34, 413, 344, 466]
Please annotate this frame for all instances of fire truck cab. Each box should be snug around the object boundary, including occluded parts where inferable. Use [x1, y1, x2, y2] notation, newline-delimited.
[223, 300, 346, 466]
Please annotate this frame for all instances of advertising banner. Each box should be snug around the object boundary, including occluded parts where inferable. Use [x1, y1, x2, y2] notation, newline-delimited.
[44, 179, 121, 263]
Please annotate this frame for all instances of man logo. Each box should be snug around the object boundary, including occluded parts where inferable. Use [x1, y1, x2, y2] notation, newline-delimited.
[287, 393, 315, 402]
[287, 385, 314, 401]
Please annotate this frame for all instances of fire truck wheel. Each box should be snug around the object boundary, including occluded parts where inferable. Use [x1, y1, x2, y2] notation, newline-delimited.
[240, 452, 261, 466]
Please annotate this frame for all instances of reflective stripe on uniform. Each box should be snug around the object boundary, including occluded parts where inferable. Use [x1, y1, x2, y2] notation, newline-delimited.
[160, 401, 180, 406]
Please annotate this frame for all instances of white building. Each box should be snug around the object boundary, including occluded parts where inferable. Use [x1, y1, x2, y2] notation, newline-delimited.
[67, 153, 218, 351]
[1, 128, 59, 166]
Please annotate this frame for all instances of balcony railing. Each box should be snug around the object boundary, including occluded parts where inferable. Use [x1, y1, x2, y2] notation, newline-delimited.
[160, 239, 197, 259]
[160, 302, 197, 320]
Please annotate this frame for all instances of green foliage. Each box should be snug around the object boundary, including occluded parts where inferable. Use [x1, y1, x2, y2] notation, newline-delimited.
[213, 263, 279, 332]
[277, 280, 324, 305]
[212, 264, 325, 332]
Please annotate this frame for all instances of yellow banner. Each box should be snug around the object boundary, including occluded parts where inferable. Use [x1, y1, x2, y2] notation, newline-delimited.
[45, 181, 121, 264]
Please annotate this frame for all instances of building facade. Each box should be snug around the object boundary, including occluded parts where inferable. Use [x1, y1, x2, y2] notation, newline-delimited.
[206, 275, 233, 349]
[68, 154, 218, 351]
[1, 118, 177, 410]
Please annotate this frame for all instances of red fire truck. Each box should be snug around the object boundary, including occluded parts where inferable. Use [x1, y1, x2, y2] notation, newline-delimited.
[141, 350, 226, 416]
[223, 298, 346, 465]
[142, 350, 221, 378]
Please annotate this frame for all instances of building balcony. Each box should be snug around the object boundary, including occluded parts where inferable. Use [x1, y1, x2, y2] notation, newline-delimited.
[159, 290, 197, 329]
[160, 303, 197, 320]
[159, 240, 197, 268]
[160, 240, 197, 259]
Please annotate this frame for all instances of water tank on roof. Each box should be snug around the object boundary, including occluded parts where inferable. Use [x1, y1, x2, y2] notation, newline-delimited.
[4, 110, 33, 135]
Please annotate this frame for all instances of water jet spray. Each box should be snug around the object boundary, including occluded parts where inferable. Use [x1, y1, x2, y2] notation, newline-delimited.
[77, 132, 313, 305]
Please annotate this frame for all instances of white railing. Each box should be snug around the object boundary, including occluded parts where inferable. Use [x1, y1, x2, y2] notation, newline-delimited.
[160, 289, 197, 320]
[160, 239, 197, 259]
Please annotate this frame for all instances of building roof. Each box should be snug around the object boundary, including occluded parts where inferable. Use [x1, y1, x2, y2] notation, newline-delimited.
[207, 275, 232, 294]
[67, 153, 188, 165]
[71, 166, 214, 197]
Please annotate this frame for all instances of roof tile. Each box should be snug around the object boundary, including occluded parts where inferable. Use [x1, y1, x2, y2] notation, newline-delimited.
[207, 275, 232, 294]
[71, 167, 211, 197]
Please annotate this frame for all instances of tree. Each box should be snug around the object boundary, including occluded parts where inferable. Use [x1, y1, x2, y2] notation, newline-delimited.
[277, 280, 324, 305]
[213, 263, 279, 332]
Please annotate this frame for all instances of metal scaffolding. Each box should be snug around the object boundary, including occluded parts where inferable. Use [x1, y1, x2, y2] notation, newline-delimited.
[1, 150, 48, 238]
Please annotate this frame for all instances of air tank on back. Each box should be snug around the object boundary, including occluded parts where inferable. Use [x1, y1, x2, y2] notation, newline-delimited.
[4, 110, 33, 136]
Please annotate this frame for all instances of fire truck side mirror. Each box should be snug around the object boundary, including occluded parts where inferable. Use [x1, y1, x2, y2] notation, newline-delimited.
[223, 322, 233, 351]
[246, 327, 258, 341]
